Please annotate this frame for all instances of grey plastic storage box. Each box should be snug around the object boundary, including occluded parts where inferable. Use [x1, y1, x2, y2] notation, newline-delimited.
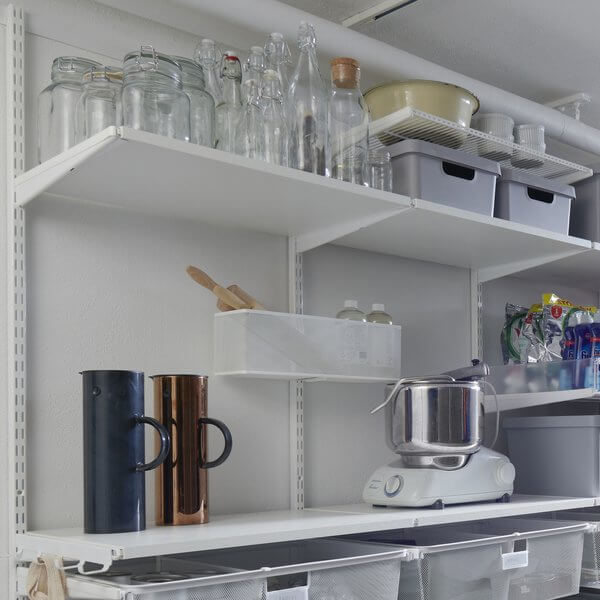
[572, 174, 600, 241]
[387, 139, 500, 215]
[495, 168, 574, 233]
[504, 415, 600, 497]
[345, 517, 586, 600]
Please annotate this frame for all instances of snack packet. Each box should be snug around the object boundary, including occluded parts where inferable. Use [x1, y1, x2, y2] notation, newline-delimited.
[501, 303, 528, 364]
[519, 303, 544, 363]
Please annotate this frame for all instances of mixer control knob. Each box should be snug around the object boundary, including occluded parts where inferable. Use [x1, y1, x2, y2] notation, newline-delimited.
[495, 461, 516, 487]
[384, 475, 403, 497]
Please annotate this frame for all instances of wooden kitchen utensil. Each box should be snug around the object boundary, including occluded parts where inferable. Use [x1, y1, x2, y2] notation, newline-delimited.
[216, 284, 265, 311]
[186, 266, 249, 309]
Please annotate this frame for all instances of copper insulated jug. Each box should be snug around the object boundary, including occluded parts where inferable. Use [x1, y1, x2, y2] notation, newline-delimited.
[152, 374, 232, 525]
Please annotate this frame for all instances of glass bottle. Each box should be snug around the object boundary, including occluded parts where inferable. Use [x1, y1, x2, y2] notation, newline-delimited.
[287, 22, 328, 176]
[38, 56, 102, 163]
[368, 148, 393, 191]
[122, 46, 190, 141]
[261, 69, 287, 166]
[173, 56, 215, 147]
[242, 46, 265, 106]
[238, 77, 265, 160]
[336, 300, 367, 322]
[264, 32, 291, 109]
[366, 303, 393, 325]
[329, 57, 369, 185]
[75, 66, 122, 143]
[194, 38, 223, 106]
[215, 54, 244, 154]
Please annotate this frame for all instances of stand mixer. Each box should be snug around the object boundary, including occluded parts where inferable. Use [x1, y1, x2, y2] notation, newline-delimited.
[363, 360, 515, 508]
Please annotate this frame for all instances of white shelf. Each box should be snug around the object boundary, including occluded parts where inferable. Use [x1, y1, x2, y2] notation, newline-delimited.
[486, 388, 597, 413]
[370, 107, 593, 184]
[15, 127, 596, 283]
[15, 495, 599, 569]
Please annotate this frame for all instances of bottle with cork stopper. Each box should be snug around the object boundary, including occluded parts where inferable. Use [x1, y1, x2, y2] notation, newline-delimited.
[328, 57, 369, 186]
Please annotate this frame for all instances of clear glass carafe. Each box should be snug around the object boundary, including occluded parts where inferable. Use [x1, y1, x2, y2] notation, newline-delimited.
[194, 38, 223, 106]
[215, 54, 244, 154]
[242, 46, 265, 106]
[329, 57, 369, 185]
[38, 56, 102, 163]
[173, 56, 215, 147]
[75, 66, 122, 143]
[261, 69, 287, 166]
[287, 22, 328, 176]
[122, 46, 190, 141]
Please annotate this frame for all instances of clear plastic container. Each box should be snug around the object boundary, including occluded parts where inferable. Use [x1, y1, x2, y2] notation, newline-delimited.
[261, 69, 288, 166]
[512, 124, 545, 168]
[38, 56, 102, 163]
[329, 57, 369, 186]
[215, 54, 244, 154]
[366, 303, 393, 324]
[194, 38, 223, 106]
[368, 148, 393, 191]
[122, 46, 190, 141]
[288, 22, 328, 176]
[173, 56, 215, 147]
[336, 299, 367, 321]
[472, 113, 514, 160]
[75, 66, 122, 143]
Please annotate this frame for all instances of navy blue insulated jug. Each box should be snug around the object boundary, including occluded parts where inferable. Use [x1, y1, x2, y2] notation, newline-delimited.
[82, 370, 170, 533]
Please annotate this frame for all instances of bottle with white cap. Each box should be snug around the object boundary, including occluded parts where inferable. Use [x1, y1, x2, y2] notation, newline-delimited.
[336, 300, 366, 322]
[366, 303, 393, 325]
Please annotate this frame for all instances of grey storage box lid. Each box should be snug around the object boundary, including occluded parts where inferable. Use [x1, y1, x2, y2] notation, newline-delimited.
[387, 138, 501, 176]
[500, 167, 576, 198]
[504, 415, 600, 428]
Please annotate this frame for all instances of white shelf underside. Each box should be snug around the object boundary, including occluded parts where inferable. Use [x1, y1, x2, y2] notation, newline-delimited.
[15, 127, 600, 286]
[16, 495, 600, 568]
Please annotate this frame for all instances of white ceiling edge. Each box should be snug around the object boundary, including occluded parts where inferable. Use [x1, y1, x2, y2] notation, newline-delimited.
[92, 0, 600, 164]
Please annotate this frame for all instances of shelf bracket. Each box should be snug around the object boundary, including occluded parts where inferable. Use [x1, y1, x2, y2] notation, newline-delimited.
[295, 207, 409, 254]
[470, 269, 483, 360]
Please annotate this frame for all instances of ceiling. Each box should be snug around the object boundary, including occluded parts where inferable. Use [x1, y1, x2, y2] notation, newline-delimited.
[279, 0, 600, 129]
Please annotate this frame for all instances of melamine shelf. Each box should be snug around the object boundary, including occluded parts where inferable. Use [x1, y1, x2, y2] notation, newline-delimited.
[14, 126, 597, 284]
[15, 495, 599, 570]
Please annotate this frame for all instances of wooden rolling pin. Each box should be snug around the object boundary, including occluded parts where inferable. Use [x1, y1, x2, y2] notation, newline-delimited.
[216, 284, 265, 311]
[186, 266, 249, 309]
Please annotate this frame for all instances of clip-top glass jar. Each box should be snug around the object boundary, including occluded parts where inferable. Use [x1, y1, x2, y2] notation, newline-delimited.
[75, 66, 123, 143]
[122, 46, 190, 141]
[38, 56, 102, 163]
[172, 56, 215, 148]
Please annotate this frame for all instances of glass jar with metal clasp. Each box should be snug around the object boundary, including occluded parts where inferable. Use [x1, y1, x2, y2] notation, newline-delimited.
[122, 46, 190, 141]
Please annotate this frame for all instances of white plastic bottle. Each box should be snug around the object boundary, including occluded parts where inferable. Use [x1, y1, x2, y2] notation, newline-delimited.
[336, 300, 366, 322]
[366, 304, 393, 324]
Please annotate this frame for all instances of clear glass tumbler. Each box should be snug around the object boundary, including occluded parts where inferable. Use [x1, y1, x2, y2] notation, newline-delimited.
[75, 66, 122, 143]
[122, 46, 190, 141]
[38, 56, 102, 163]
[368, 149, 393, 192]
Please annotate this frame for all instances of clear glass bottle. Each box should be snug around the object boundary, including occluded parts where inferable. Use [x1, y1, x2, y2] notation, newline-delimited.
[242, 46, 265, 106]
[366, 303, 393, 324]
[75, 66, 122, 144]
[122, 46, 190, 141]
[173, 56, 215, 147]
[38, 56, 102, 163]
[368, 148, 393, 191]
[194, 38, 223, 106]
[336, 300, 366, 322]
[287, 22, 328, 176]
[215, 54, 244, 154]
[261, 69, 287, 166]
[238, 75, 265, 160]
[329, 57, 369, 185]
[264, 32, 291, 110]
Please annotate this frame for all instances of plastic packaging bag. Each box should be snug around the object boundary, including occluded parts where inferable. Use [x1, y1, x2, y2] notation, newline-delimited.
[501, 303, 528, 364]
[519, 303, 545, 363]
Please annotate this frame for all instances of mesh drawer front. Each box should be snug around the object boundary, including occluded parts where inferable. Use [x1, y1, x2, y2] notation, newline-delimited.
[131, 578, 265, 600]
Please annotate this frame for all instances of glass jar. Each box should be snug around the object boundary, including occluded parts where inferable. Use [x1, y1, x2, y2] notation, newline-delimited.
[368, 149, 393, 192]
[38, 56, 102, 163]
[122, 46, 190, 141]
[75, 66, 123, 143]
[172, 56, 215, 148]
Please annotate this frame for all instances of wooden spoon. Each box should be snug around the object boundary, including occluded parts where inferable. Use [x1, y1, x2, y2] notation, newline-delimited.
[186, 266, 249, 309]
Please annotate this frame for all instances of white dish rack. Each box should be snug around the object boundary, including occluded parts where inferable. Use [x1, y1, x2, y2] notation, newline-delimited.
[369, 107, 593, 185]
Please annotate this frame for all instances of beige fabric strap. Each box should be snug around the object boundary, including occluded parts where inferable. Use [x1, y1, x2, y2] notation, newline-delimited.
[26, 554, 68, 600]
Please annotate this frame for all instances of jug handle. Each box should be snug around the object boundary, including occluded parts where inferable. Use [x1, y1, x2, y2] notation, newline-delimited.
[198, 417, 233, 469]
[135, 415, 171, 471]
